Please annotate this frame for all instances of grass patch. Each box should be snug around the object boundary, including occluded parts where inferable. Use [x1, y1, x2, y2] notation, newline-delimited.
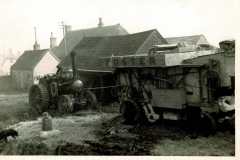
[7, 113, 107, 150]
[150, 133, 235, 156]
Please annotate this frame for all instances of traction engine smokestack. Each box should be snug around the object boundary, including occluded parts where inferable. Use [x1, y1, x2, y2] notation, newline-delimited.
[70, 52, 77, 80]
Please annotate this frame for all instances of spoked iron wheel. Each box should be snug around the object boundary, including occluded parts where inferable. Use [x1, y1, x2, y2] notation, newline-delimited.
[196, 112, 216, 137]
[120, 99, 142, 124]
[84, 91, 97, 109]
[203, 70, 222, 90]
[29, 84, 50, 114]
[58, 95, 73, 114]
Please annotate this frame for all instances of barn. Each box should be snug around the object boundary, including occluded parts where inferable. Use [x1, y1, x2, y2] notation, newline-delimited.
[53, 18, 129, 60]
[10, 49, 60, 90]
[57, 29, 168, 103]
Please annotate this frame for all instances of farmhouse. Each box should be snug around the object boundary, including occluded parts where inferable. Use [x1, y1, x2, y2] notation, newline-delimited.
[53, 18, 129, 60]
[10, 49, 60, 90]
[57, 29, 168, 102]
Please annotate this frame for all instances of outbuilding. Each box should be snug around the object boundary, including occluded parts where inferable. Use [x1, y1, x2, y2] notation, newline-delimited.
[10, 49, 60, 90]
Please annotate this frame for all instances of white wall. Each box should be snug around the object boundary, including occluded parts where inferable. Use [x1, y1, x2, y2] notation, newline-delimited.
[33, 51, 59, 84]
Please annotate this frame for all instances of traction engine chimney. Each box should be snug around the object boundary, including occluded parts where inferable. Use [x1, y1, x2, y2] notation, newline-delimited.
[70, 52, 77, 80]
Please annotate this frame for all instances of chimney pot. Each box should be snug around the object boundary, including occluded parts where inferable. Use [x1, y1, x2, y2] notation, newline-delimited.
[65, 25, 72, 35]
[33, 41, 40, 50]
[50, 32, 57, 49]
[98, 18, 104, 28]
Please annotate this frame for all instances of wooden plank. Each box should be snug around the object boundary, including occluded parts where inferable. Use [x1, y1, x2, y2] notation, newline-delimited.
[100, 55, 166, 68]
[99, 50, 216, 68]
[151, 89, 186, 109]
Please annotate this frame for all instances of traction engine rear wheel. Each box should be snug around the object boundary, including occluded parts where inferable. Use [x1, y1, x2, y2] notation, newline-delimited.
[120, 99, 142, 124]
[29, 84, 50, 114]
[58, 95, 73, 114]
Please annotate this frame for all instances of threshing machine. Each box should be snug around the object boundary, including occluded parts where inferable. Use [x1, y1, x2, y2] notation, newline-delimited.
[29, 52, 97, 114]
[99, 40, 235, 136]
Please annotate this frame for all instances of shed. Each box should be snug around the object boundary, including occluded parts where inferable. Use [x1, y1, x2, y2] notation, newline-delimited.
[53, 18, 129, 60]
[58, 29, 168, 102]
[10, 49, 60, 90]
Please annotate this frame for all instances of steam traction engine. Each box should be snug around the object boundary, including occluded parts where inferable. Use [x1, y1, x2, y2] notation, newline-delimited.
[29, 52, 97, 114]
[99, 40, 235, 137]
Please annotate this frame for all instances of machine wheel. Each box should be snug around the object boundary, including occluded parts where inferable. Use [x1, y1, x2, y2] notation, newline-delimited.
[111, 87, 118, 97]
[120, 99, 142, 124]
[58, 95, 73, 114]
[197, 112, 216, 137]
[29, 84, 50, 114]
[84, 91, 97, 109]
[203, 70, 221, 90]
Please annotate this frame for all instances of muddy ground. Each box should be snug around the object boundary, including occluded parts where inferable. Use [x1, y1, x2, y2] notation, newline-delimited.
[0, 76, 235, 156]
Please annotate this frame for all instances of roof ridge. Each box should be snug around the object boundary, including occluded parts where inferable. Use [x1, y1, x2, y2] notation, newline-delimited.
[81, 29, 155, 39]
[165, 35, 202, 39]
[68, 24, 122, 33]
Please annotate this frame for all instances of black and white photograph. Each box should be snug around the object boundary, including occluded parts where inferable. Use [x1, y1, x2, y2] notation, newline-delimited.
[0, 0, 238, 157]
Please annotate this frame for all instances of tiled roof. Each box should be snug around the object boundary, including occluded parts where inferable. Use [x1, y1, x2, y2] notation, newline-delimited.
[165, 35, 208, 46]
[58, 29, 159, 72]
[50, 46, 58, 53]
[11, 49, 49, 70]
[54, 24, 129, 59]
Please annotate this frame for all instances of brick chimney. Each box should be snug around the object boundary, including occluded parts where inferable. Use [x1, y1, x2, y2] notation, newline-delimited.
[65, 25, 72, 34]
[33, 27, 40, 50]
[98, 18, 104, 28]
[50, 32, 57, 49]
[33, 42, 40, 50]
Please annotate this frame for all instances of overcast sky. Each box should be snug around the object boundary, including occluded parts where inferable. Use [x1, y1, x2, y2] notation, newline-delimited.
[0, 0, 239, 56]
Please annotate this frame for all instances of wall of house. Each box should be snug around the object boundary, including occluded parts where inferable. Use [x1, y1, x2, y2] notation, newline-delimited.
[33, 51, 59, 84]
[136, 31, 166, 55]
[11, 69, 33, 90]
[1, 58, 16, 76]
[197, 36, 209, 45]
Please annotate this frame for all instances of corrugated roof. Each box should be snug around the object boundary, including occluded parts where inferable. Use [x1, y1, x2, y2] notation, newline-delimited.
[58, 29, 159, 72]
[11, 49, 49, 70]
[54, 24, 129, 59]
[165, 35, 207, 46]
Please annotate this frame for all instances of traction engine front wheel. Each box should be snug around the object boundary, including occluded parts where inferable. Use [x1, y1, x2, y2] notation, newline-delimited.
[84, 91, 97, 109]
[58, 95, 73, 114]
